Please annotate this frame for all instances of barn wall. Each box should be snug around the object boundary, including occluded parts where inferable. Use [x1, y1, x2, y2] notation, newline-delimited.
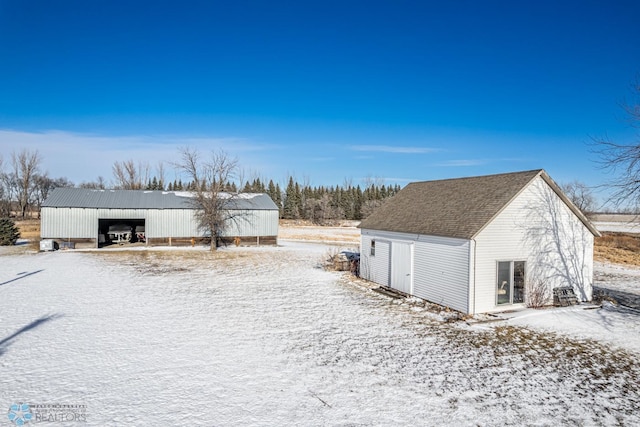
[474, 176, 594, 314]
[41, 207, 97, 238]
[221, 209, 279, 237]
[146, 210, 200, 237]
[41, 207, 279, 240]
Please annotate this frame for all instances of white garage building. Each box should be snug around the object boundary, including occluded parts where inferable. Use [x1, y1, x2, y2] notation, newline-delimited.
[41, 188, 279, 248]
[359, 170, 600, 315]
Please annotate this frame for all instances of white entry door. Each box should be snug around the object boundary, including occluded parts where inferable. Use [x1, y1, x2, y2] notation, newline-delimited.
[391, 242, 412, 294]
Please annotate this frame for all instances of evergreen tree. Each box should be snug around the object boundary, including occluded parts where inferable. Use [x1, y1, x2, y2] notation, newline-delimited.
[283, 177, 300, 219]
[353, 185, 363, 220]
[275, 183, 283, 217]
[267, 180, 281, 213]
[380, 184, 388, 199]
[0, 218, 20, 246]
[301, 185, 313, 220]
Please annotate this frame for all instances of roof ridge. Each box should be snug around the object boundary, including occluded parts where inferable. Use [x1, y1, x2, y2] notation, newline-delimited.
[410, 169, 543, 185]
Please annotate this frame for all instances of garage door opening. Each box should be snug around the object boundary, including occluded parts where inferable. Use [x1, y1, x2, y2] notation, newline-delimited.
[98, 219, 146, 247]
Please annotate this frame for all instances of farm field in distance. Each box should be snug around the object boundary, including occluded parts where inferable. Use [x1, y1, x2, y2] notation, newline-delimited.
[1, 219, 640, 425]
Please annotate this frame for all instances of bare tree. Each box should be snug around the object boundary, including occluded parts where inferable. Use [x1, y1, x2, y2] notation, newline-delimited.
[175, 147, 239, 251]
[0, 155, 15, 217]
[360, 199, 384, 219]
[80, 176, 107, 189]
[112, 160, 150, 190]
[363, 175, 386, 191]
[155, 161, 166, 190]
[12, 149, 41, 219]
[560, 180, 597, 216]
[32, 174, 74, 217]
[593, 79, 640, 207]
[0, 155, 7, 217]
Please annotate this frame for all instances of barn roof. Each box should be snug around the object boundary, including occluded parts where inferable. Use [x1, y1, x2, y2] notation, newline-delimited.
[42, 188, 279, 210]
[359, 169, 600, 239]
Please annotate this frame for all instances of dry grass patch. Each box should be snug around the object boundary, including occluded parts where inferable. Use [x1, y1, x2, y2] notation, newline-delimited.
[93, 247, 294, 279]
[14, 219, 40, 240]
[447, 325, 639, 386]
[595, 232, 640, 266]
[90, 247, 277, 273]
[95, 248, 251, 262]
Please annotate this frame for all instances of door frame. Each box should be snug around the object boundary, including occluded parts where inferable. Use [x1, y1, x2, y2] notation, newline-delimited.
[390, 241, 413, 295]
[496, 260, 526, 306]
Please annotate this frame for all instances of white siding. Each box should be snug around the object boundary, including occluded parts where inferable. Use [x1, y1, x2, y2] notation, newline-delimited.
[474, 176, 594, 314]
[413, 235, 470, 313]
[360, 233, 390, 287]
[361, 229, 470, 313]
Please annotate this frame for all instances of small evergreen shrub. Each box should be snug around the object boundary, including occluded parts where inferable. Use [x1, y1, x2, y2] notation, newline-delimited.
[0, 218, 20, 245]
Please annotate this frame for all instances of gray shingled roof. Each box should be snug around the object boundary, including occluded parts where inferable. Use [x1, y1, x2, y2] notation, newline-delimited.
[359, 169, 599, 239]
[42, 188, 279, 210]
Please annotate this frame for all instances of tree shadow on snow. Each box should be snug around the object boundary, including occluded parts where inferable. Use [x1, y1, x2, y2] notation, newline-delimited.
[594, 286, 640, 312]
[521, 183, 593, 302]
[0, 269, 44, 287]
[0, 314, 63, 357]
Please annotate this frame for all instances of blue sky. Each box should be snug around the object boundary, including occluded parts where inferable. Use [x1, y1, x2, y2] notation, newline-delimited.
[1, 1, 639, 201]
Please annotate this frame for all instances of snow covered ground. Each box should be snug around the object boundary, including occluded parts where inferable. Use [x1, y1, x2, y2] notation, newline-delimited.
[1, 228, 640, 425]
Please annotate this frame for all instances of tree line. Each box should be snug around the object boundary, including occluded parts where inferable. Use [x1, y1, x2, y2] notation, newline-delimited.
[0, 150, 73, 219]
[0, 149, 401, 223]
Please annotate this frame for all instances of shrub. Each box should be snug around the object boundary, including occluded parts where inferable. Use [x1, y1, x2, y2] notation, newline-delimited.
[526, 278, 551, 309]
[0, 218, 20, 246]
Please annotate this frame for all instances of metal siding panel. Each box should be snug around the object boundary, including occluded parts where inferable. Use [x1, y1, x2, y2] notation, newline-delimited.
[220, 209, 279, 237]
[221, 210, 253, 236]
[96, 208, 146, 219]
[41, 207, 97, 238]
[42, 205, 278, 240]
[148, 209, 201, 238]
[40, 207, 53, 237]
